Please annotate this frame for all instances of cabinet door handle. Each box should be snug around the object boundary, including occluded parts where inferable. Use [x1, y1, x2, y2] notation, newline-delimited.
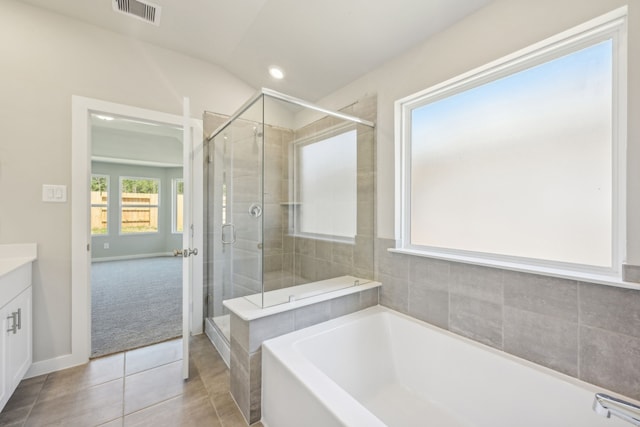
[6, 312, 17, 334]
[16, 308, 21, 330]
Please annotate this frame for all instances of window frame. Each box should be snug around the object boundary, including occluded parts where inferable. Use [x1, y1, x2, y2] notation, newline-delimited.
[394, 8, 627, 281]
[172, 178, 184, 234]
[119, 176, 161, 235]
[90, 174, 109, 236]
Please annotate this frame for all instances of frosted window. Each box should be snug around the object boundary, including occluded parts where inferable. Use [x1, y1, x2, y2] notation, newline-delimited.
[296, 129, 357, 240]
[409, 40, 613, 267]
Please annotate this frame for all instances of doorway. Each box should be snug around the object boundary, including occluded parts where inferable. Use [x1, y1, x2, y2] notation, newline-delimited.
[89, 113, 184, 357]
[71, 96, 203, 376]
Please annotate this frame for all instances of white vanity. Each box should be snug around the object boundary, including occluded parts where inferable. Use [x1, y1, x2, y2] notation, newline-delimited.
[0, 243, 36, 412]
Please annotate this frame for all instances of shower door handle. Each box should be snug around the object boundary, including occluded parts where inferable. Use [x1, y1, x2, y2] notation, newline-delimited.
[221, 223, 236, 245]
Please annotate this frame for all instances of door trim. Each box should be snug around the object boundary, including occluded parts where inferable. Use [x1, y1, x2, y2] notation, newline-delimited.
[27, 96, 203, 376]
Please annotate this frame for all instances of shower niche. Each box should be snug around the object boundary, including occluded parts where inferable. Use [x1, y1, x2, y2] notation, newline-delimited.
[203, 89, 376, 349]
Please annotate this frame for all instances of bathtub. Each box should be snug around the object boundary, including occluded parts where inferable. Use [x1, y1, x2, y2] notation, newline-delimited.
[261, 306, 632, 427]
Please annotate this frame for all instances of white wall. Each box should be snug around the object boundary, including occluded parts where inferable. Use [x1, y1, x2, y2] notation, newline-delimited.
[0, 0, 254, 363]
[315, 0, 640, 264]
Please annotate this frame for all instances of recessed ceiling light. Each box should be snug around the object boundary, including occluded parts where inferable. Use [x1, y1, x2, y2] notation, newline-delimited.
[269, 66, 285, 80]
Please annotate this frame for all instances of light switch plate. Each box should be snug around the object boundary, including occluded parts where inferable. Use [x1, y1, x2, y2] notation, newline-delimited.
[42, 184, 67, 203]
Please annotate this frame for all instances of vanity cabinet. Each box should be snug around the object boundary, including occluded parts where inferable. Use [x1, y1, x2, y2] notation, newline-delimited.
[3, 287, 32, 395]
[0, 244, 36, 412]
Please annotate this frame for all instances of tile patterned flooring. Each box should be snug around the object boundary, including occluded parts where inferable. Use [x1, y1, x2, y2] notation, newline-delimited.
[0, 336, 263, 427]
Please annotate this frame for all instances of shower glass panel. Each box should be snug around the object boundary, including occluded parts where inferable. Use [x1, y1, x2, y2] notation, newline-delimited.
[204, 89, 375, 341]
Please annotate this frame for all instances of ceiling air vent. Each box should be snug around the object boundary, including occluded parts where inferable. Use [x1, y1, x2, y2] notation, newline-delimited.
[112, 0, 161, 26]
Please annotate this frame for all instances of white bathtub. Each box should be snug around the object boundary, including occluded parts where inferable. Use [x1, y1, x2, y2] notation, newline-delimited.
[262, 306, 633, 427]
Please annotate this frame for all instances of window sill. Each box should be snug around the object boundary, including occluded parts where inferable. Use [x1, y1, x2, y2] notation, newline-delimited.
[388, 247, 640, 291]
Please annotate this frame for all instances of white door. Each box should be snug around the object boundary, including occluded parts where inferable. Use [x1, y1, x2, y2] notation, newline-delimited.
[179, 97, 204, 379]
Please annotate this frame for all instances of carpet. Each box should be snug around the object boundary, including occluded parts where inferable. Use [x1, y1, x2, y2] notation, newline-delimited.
[91, 257, 182, 357]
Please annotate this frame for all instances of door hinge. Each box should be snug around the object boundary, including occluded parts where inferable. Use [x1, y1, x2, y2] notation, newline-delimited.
[87, 243, 90, 252]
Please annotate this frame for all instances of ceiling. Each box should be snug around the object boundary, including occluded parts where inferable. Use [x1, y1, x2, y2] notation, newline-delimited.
[18, 0, 493, 101]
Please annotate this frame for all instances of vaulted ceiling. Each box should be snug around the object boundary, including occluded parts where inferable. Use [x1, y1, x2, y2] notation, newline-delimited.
[18, 0, 492, 101]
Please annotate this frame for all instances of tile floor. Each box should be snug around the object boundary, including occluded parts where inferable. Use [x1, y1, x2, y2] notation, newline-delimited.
[0, 335, 263, 427]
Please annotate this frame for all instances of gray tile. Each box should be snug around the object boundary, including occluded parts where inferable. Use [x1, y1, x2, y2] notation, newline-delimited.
[360, 287, 379, 309]
[124, 395, 221, 427]
[450, 263, 503, 303]
[124, 361, 186, 415]
[580, 326, 640, 401]
[249, 351, 262, 424]
[330, 293, 361, 318]
[504, 306, 578, 376]
[229, 349, 250, 424]
[376, 245, 409, 280]
[249, 311, 295, 352]
[379, 274, 409, 313]
[503, 271, 578, 322]
[230, 313, 250, 354]
[579, 282, 640, 339]
[622, 263, 640, 283]
[1, 374, 47, 413]
[408, 284, 449, 329]
[125, 339, 183, 375]
[38, 353, 124, 402]
[450, 293, 503, 349]
[408, 257, 449, 291]
[294, 301, 331, 330]
[24, 379, 124, 427]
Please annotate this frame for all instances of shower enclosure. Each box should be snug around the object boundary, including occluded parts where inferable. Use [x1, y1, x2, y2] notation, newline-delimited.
[203, 89, 375, 348]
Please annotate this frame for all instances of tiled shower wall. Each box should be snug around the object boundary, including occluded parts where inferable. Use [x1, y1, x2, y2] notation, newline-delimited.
[376, 238, 640, 401]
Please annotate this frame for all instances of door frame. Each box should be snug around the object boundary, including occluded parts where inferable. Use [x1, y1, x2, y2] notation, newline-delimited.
[69, 96, 203, 366]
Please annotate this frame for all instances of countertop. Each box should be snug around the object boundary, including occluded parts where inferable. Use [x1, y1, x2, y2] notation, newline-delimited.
[0, 244, 37, 278]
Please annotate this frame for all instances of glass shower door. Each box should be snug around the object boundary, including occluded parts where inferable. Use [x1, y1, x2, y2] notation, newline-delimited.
[205, 99, 264, 344]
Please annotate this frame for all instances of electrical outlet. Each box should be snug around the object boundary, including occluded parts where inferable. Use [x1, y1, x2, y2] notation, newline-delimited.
[103, 243, 109, 249]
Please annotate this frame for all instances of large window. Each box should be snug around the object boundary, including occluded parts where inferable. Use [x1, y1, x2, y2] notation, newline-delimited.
[396, 10, 626, 275]
[90, 175, 109, 235]
[294, 128, 357, 242]
[120, 177, 160, 234]
[172, 178, 184, 233]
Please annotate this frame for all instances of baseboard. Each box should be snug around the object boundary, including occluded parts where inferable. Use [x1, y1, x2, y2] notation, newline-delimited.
[25, 353, 88, 379]
[91, 252, 173, 263]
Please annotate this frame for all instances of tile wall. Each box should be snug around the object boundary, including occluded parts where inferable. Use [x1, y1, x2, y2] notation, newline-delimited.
[376, 238, 640, 401]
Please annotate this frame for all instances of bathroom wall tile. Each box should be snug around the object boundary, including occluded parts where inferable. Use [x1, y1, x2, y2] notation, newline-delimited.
[503, 271, 578, 322]
[249, 351, 263, 423]
[504, 306, 578, 376]
[357, 199, 375, 237]
[359, 287, 379, 309]
[330, 293, 361, 318]
[450, 263, 503, 303]
[408, 257, 450, 292]
[379, 273, 409, 313]
[622, 264, 640, 283]
[294, 237, 315, 257]
[229, 313, 249, 354]
[377, 245, 409, 280]
[249, 311, 295, 353]
[229, 347, 250, 423]
[332, 242, 354, 266]
[449, 293, 502, 349]
[294, 301, 331, 330]
[330, 261, 352, 278]
[314, 259, 335, 281]
[580, 326, 640, 401]
[408, 285, 449, 330]
[354, 235, 374, 272]
[315, 240, 332, 261]
[579, 282, 640, 339]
